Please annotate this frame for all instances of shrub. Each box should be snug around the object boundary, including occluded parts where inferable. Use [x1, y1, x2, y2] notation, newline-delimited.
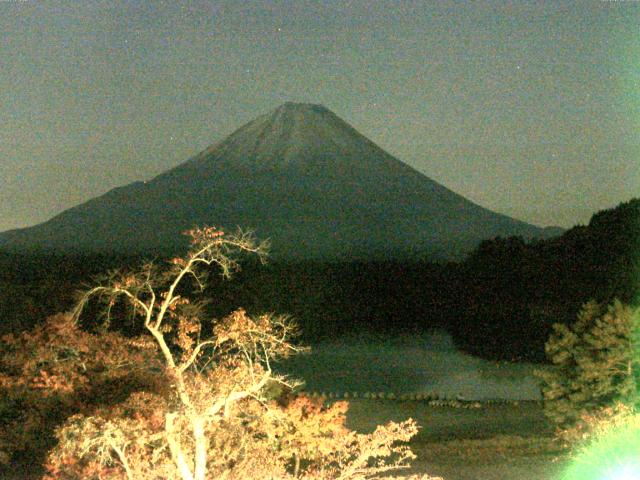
[33, 227, 434, 480]
[535, 299, 640, 444]
[0, 312, 164, 469]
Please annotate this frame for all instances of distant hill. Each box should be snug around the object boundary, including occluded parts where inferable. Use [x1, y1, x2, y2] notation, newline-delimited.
[448, 197, 640, 361]
[0, 102, 561, 260]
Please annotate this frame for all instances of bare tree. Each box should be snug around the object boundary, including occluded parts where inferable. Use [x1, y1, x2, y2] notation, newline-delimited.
[42, 226, 436, 480]
[68, 227, 302, 479]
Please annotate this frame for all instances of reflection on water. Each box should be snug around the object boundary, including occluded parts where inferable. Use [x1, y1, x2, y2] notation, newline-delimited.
[275, 330, 546, 400]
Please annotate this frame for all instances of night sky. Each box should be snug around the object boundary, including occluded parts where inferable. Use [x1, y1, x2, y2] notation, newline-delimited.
[2, 0, 638, 232]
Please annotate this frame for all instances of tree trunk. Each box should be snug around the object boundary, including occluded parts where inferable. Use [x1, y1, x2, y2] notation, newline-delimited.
[193, 416, 208, 480]
[166, 412, 195, 480]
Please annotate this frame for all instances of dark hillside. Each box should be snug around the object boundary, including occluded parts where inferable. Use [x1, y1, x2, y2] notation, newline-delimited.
[448, 198, 640, 361]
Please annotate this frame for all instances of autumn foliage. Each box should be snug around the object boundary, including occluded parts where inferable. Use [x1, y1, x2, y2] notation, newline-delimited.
[0, 312, 164, 468]
[1, 227, 436, 479]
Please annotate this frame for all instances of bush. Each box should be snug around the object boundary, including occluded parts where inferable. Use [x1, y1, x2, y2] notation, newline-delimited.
[0, 312, 164, 469]
[535, 299, 640, 444]
[3, 227, 437, 480]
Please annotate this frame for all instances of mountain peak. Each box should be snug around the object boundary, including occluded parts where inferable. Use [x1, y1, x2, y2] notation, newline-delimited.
[269, 102, 336, 126]
[268, 101, 336, 128]
[186, 102, 373, 172]
[277, 101, 329, 113]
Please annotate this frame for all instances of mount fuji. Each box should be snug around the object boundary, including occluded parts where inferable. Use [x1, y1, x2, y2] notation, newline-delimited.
[0, 103, 561, 260]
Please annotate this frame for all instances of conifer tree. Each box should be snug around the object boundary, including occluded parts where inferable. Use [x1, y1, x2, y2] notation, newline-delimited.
[536, 299, 640, 440]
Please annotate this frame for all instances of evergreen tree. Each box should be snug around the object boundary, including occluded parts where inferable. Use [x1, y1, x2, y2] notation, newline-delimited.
[536, 299, 640, 438]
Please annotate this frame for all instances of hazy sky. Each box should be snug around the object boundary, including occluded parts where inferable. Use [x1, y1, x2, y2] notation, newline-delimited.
[1, 0, 638, 232]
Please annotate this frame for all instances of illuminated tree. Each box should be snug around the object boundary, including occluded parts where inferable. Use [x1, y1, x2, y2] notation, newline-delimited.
[536, 299, 640, 444]
[39, 227, 432, 480]
[0, 312, 163, 469]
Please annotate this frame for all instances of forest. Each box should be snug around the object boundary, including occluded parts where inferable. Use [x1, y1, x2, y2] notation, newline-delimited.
[1, 198, 638, 362]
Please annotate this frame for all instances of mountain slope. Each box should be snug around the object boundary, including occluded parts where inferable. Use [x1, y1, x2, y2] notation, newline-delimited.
[0, 102, 560, 260]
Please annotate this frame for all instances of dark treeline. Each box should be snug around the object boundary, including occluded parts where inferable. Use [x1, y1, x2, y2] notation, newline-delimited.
[450, 198, 639, 360]
[0, 252, 143, 334]
[207, 193, 639, 362]
[1, 198, 637, 363]
[204, 259, 459, 339]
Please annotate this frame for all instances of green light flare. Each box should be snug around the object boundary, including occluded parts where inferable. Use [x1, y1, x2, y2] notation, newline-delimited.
[602, 463, 640, 480]
[561, 416, 640, 480]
